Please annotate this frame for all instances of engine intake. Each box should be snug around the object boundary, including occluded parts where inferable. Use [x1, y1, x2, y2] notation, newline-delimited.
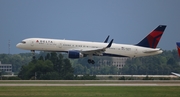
[68, 50, 84, 59]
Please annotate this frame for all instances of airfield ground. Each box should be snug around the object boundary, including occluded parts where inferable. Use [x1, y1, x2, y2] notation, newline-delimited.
[0, 80, 180, 86]
[0, 80, 180, 97]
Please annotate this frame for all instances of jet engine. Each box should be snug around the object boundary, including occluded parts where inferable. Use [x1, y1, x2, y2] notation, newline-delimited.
[68, 50, 84, 59]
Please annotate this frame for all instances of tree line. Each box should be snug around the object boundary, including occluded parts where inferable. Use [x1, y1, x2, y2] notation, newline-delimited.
[0, 53, 32, 74]
[0, 49, 180, 79]
[122, 50, 180, 75]
[18, 52, 74, 80]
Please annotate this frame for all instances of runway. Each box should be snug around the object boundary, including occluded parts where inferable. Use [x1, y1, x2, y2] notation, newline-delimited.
[0, 80, 180, 86]
[0, 83, 180, 86]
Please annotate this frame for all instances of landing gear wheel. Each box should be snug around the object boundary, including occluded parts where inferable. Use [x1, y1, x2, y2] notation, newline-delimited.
[91, 60, 95, 64]
[88, 59, 91, 63]
[87, 59, 95, 64]
[32, 56, 36, 59]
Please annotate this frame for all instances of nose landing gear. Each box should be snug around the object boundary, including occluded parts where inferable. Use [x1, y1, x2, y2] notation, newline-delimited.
[31, 50, 35, 60]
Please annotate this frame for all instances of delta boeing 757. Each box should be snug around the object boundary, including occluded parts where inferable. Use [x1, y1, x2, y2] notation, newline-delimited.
[16, 25, 166, 64]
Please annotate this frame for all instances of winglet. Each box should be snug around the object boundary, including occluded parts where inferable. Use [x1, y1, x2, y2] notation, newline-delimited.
[176, 42, 180, 57]
[137, 25, 166, 48]
[104, 35, 110, 43]
[106, 39, 113, 48]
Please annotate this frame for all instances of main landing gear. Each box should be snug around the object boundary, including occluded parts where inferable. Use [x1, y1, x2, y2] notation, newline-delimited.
[88, 59, 95, 64]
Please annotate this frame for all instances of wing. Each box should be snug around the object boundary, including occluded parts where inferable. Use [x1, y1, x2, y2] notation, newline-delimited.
[81, 39, 113, 55]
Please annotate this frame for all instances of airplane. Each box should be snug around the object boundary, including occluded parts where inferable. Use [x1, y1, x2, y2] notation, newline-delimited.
[176, 42, 180, 57]
[171, 72, 180, 77]
[16, 25, 166, 64]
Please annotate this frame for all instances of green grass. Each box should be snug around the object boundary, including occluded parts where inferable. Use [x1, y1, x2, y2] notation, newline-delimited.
[0, 86, 180, 97]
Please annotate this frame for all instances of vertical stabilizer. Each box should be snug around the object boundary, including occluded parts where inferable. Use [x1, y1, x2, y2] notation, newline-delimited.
[137, 25, 166, 48]
[177, 42, 180, 57]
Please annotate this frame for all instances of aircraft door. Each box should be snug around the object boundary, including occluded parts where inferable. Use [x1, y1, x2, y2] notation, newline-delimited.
[134, 48, 138, 57]
[31, 40, 34, 46]
[59, 41, 63, 48]
[59, 43, 62, 48]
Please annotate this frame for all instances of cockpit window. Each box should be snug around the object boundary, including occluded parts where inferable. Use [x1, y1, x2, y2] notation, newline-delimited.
[21, 41, 26, 44]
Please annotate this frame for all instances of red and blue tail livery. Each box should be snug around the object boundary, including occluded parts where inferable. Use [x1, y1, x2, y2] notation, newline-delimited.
[177, 42, 180, 57]
[137, 25, 166, 48]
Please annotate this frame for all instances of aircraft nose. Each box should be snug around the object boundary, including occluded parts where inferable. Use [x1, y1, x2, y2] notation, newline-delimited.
[16, 43, 21, 48]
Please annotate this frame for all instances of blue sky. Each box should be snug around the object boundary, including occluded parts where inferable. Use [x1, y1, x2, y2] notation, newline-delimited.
[0, 0, 180, 54]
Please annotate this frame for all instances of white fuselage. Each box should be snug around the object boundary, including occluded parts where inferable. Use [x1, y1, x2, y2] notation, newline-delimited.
[16, 38, 162, 58]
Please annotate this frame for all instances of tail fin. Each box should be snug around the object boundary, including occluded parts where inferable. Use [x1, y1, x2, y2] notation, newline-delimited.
[137, 25, 166, 48]
[176, 42, 180, 57]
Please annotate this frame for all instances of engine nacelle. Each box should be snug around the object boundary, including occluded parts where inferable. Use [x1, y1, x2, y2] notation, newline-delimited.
[68, 50, 84, 59]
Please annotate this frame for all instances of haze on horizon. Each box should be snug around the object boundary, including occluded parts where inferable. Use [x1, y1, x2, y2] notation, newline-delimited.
[0, 0, 180, 54]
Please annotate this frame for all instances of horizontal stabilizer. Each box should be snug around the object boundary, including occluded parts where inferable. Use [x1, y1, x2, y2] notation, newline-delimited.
[171, 72, 180, 77]
[143, 49, 161, 53]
